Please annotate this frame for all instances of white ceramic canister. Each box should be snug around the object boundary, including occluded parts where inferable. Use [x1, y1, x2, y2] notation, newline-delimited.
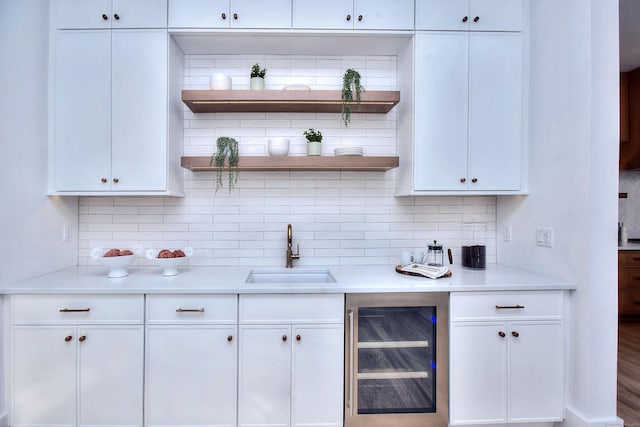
[210, 74, 232, 90]
[268, 138, 290, 156]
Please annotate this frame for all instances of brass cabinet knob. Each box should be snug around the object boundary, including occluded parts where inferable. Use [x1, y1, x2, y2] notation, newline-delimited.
[227, 335, 233, 342]
[296, 334, 301, 341]
[114, 13, 120, 20]
[471, 178, 478, 183]
[346, 14, 351, 21]
[462, 16, 468, 22]
[498, 331, 506, 338]
[282, 335, 287, 342]
[102, 14, 108, 20]
[101, 178, 107, 183]
[113, 178, 119, 183]
[79, 335, 87, 342]
[233, 13, 238, 20]
[357, 15, 363, 21]
[221, 12, 226, 19]
[460, 178, 466, 183]
[511, 331, 519, 338]
[473, 16, 480, 23]
[65, 335, 73, 342]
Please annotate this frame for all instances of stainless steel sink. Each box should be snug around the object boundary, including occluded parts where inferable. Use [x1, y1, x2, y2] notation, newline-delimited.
[245, 269, 336, 284]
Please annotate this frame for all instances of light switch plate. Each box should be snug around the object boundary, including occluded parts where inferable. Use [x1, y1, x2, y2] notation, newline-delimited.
[504, 225, 512, 242]
[536, 227, 554, 247]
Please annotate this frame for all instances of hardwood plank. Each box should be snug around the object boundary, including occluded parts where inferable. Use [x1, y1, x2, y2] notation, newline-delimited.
[181, 156, 400, 172]
[618, 321, 640, 426]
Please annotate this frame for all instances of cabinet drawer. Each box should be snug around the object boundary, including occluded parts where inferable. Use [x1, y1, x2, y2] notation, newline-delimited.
[619, 251, 640, 266]
[239, 294, 344, 324]
[619, 267, 640, 289]
[146, 294, 237, 324]
[12, 295, 144, 325]
[450, 291, 563, 321]
[619, 290, 640, 315]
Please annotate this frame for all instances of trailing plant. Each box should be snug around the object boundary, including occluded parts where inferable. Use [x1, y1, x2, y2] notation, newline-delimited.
[250, 63, 267, 78]
[209, 136, 239, 193]
[303, 128, 323, 142]
[341, 68, 364, 127]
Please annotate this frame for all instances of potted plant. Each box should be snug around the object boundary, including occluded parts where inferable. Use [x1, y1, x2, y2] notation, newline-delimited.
[341, 68, 364, 127]
[250, 63, 267, 90]
[209, 136, 239, 193]
[303, 128, 322, 156]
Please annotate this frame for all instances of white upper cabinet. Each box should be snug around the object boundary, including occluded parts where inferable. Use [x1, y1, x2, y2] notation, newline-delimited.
[56, 0, 167, 29]
[416, 0, 523, 31]
[169, 0, 292, 29]
[293, 0, 414, 30]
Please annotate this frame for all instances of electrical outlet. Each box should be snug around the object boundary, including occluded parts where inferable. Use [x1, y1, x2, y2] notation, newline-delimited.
[536, 227, 554, 247]
[504, 225, 512, 242]
[63, 224, 71, 242]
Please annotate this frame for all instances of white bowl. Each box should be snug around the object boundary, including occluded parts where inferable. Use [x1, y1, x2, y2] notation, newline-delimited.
[268, 139, 290, 156]
[209, 74, 232, 90]
[146, 247, 194, 276]
[91, 246, 140, 278]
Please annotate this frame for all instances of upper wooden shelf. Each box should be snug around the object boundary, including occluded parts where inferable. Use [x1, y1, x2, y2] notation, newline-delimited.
[181, 156, 399, 172]
[181, 90, 400, 113]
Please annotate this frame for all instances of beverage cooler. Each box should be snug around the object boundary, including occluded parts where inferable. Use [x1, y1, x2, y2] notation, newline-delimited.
[345, 293, 448, 427]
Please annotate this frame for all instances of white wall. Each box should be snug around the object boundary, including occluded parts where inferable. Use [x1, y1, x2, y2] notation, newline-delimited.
[0, 0, 78, 418]
[78, 54, 498, 267]
[497, 0, 620, 425]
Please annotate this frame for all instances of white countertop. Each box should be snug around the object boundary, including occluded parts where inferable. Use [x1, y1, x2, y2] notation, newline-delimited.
[0, 264, 574, 294]
[619, 242, 640, 251]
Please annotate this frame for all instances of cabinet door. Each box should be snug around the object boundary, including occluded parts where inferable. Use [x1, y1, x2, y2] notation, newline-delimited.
[111, 30, 168, 191]
[111, 0, 167, 28]
[239, 325, 292, 427]
[508, 322, 563, 422]
[77, 326, 144, 427]
[353, 0, 414, 30]
[415, 0, 469, 31]
[414, 32, 469, 190]
[231, 0, 292, 29]
[56, 0, 112, 29]
[12, 327, 76, 427]
[469, 0, 523, 31]
[145, 325, 238, 427]
[54, 30, 112, 192]
[291, 324, 344, 427]
[467, 32, 523, 190]
[449, 322, 507, 424]
[168, 0, 230, 28]
[292, 0, 353, 29]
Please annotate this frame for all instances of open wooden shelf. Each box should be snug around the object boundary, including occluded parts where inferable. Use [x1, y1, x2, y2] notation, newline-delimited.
[181, 156, 399, 172]
[182, 90, 400, 113]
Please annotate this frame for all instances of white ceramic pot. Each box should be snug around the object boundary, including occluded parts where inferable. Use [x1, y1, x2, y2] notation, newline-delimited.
[250, 77, 265, 90]
[209, 74, 232, 90]
[306, 141, 322, 156]
[268, 138, 290, 156]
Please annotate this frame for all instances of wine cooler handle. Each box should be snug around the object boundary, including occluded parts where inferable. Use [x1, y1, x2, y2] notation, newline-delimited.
[348, 309, 354, 417]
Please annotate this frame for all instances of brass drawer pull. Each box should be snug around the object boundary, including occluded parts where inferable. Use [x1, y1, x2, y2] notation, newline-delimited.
[495, 305, 525, 310]
[176, 308, 205, 313]
[60, 308, 91, 313]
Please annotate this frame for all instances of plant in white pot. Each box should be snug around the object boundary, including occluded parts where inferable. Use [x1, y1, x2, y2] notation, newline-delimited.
[250, 63, 266, 90]
[303, 128, 322, 156]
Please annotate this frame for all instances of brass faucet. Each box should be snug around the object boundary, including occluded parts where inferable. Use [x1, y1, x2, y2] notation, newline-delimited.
[286, 224, 300, 268]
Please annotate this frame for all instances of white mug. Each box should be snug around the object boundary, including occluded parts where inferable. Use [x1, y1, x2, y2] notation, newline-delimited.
[413, 251, 425, 264]
[400, 251, 414, 265]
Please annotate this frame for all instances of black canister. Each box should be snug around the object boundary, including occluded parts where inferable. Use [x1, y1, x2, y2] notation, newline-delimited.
[462, 222, 486, 269]
[461, 245, 486, 269]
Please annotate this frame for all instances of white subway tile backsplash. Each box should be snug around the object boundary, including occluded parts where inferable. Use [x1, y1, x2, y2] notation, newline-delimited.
[77, 53, 497, 266]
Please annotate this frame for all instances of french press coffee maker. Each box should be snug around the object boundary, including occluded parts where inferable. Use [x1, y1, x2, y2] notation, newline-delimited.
[426, 240, 444, 266]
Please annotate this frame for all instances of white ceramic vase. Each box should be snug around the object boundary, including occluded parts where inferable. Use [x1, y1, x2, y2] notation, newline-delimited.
[250, 77, 265, 90]
[306, 141, 322, 156]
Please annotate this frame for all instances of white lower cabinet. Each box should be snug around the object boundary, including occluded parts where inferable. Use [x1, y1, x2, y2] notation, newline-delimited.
[144, 294, 238, 427]
[11, 295, 145, 427]
[238, 294, 345, 427]
[449, 292, 564, 424]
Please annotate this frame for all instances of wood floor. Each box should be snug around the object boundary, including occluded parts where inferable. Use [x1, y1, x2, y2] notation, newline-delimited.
[618, 321, 640, 426]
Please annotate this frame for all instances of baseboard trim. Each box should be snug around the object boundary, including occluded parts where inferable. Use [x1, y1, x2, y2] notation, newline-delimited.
[561, 405, 623, 427]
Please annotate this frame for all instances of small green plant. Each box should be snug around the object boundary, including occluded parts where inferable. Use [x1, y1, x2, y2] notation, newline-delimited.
[209, 136, 239, 193]
[341, 68, 364, 127]
[303, 128, 323, 142]
[250, 63, 267, 78]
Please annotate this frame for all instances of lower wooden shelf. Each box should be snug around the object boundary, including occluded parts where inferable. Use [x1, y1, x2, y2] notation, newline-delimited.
[181, 156, 399, 172]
